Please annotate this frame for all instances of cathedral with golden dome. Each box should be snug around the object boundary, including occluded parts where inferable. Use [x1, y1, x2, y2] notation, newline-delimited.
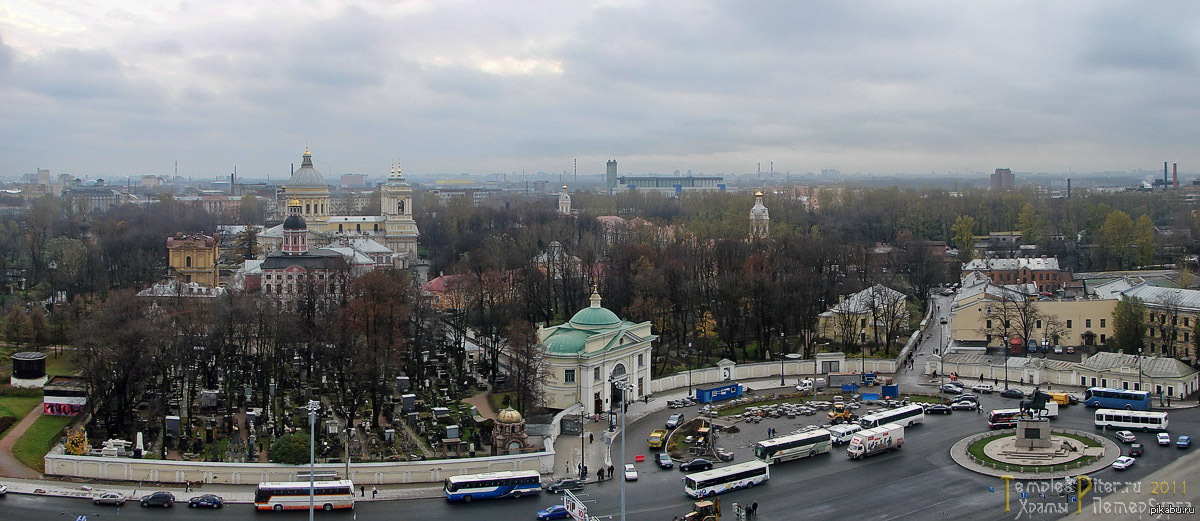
[259, 148, 420, 268]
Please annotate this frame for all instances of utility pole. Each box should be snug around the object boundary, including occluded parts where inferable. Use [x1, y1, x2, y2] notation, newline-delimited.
[306, 400, 320, 521]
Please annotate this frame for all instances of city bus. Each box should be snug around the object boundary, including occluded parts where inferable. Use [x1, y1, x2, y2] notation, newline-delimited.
[859, 404, 925, 428]
[753, 429, 832, 464]
[1094, 409, 1169, 432]
[1083, 388, 1151, 410]
[443, 470, 542, 502]
[682, 460, 769, 499]
[254, 480, 355, 511]
[987, 409, 1028, 429]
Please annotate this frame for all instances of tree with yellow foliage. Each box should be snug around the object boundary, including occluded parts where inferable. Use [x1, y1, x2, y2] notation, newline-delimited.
[64, 427, 90, 456]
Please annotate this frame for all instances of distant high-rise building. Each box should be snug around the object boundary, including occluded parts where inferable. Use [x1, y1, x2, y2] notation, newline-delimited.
[606, 160, 618, 191]
[991, 168, 1015, 191]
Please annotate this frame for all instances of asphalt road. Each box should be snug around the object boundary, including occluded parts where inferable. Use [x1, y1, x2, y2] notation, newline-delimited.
[6, 394, 1198, 521]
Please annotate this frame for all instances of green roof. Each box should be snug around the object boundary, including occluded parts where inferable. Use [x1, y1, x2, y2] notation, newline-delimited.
[569, 306, 621, 328]
[544, 329, 589, 354]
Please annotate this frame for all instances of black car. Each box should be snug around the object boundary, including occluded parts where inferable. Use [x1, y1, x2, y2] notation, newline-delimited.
[140, 491, 175, 508]
[925, 404, 952, 414]
[656, 452, 673, 469]
[1129, 443, 1144, 457]
[188, 494, 223, 508]
[679, 458, 713, 472]
[544, 478, 583, 494]
[1000, 389, 1025, 399]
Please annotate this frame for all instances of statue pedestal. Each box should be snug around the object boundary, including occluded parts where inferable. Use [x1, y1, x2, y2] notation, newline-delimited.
[1015, 418, 1052, 449]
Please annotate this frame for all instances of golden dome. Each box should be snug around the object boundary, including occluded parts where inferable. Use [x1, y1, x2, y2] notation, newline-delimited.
[755, 191, 763, 197]
[496, 407, 523, 424]
[288, 198, 301, 207]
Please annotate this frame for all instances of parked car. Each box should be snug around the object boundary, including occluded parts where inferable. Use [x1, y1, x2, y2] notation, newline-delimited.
[940, 384, 963, 394]
[666, 414, 685, 429]
[1053, 346, 1063, 354]
[939, 317, 948, 324]
[188, 493, 224, 508]
[1115, 431, 1136, 443]
[679, 458, 713, 472]
[925, 404, 952, 414]
[1000, 389, 1025, 399]
[1066, 346, 1075, 354]
[623, 464, 638, 481]
[538, 504, 571, 521]
[93, 492, 126, 506]
[1158, 433, 1173, 446]
[656, 452, 673, 469]
[1129, 443, 1144, 457]
[1112, 456, 1136, 470]
[956, 394, 979, 403]
[544, 478, 583, 494]
[971, 384, 994, 394]
[140, 491, 175, 508]
[951, 401, 978, 411]
[1178, 435, 1192, 449]
[0, 484, 6, 495]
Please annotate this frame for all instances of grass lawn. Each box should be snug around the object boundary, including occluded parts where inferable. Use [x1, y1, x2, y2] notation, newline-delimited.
[43, 351, 78, 377]
[0, 395, 42, 437]
[12, 414, 73, 472]
[966, 431, 1099, 473]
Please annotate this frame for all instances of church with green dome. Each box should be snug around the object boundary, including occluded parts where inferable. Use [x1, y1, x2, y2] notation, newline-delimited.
[538, 287, 657, 416]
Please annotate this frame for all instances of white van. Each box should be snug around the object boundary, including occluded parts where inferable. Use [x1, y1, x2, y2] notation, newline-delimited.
[971, 384, 994, 394]
[827, 424, 863, 445]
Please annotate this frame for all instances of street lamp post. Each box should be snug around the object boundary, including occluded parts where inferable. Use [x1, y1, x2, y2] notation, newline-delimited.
[1138, 348, 1144, 393]
[610, 377, 633, 521]
[687, 342, 693, 396]
[939, 323, 946, 402]
[779, 332, 786, 386]
[859, 329, 867, 386]
[305, 400, 320, 521]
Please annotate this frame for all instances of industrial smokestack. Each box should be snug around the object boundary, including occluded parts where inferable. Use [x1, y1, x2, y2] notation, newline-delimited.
[1165, 161, 1169, 186]
[1174, 163, 1178, 188]
[1067, 178, 1071, 198]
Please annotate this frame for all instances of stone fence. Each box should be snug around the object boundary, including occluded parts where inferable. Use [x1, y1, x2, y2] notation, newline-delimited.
[649, 353, 898, 394]
[44, 447, 554, 485]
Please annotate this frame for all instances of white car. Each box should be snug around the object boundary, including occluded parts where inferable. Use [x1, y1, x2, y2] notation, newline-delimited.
[1112, 456, 1136, 470]
[623, 464, 638, 481]
[0, 484, 7, 495]
[93, 491, 126, 506]
[1053, 346, 1063, 354]
[1114, 431, 1136, 443]
[1158, 433, 1173, 445]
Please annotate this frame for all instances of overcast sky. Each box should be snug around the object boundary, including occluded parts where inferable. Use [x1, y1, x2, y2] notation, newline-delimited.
[1, 1, 1198, 180]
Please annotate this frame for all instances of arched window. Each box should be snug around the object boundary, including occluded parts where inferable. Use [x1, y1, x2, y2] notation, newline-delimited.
[398, 200, 405, 214]
[306, 203, 311, 214]
[338, 224, 343, 233]
[356, 224, 361, 232]
[185, 256, 192, 267]
[373, 223, 379, 232]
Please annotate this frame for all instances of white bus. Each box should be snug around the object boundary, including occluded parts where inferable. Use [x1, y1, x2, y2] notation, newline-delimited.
[754, 429, 832, 464]
[254, 480, 355, 511]
[1094, 409, 1169, 432]
[859, 404, 924, 428]
[682, 460, 769, 499]
[443, 470, 543, 501]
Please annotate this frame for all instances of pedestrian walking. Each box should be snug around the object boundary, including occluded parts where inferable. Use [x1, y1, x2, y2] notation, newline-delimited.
[751, 500, 759, 517]
[977, 405, 982, 415]
[185, 480, 191, 493]
[589, 433, 594, 444]
[608, 465, 614, 479]
[993, 377, 998, 386]
[371, 486, 377, 499]
[360, 485, 365, 497]
[597, 468, 604, 482]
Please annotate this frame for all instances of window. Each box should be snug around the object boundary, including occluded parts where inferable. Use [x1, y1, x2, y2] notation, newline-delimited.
[1101, 319, 1106, 328]
[1066, 320, 1073, 328]
[594, 367, 601, 382]
[637, 354, 644, 368]
[1086, 319, 1092, 328]
[986, 320, 992, 329]
[564, 369, 576, 384]
[185, 256, 192, 267]
[1036, 320, 1042, 328]
[1081, 377, 1087, 386]
[1101, 334, 1106, 343]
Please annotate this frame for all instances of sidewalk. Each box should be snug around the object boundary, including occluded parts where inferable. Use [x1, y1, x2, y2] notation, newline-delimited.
[0, 475, 446, 504]
[0, 406, 44, 479]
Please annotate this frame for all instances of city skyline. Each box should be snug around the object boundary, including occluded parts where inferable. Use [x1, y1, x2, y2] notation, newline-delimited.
[2, 2, 1198, 178]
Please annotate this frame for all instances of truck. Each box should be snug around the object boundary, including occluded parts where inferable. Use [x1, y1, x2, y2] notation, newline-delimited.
[827, 424, 863, 445]
[1038, 401, 1059, 419]
[827, 403, 856, 424]
[648, 429, 669, 449]
[846, 423, 904, 460]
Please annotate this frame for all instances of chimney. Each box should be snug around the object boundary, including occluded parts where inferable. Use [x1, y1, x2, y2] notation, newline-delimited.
[1067, 178, 1071, 198]
[1165, 162, 1169, 186]
[1174, 163, 1178, 188]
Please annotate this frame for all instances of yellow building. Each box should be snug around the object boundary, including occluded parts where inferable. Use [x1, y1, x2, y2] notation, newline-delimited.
[949, 276, 1117, 348]
[817, 284, 908, 347]
[166, 232, 219, 286]
[260, 149, 419, 267]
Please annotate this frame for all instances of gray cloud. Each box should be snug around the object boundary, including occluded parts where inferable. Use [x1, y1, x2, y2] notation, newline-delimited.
[2, 2, 1200, 178]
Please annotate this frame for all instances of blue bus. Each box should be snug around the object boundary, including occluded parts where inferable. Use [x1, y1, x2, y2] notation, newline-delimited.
[1083, 388, 1151, 410]
[444, 470, 542, 502]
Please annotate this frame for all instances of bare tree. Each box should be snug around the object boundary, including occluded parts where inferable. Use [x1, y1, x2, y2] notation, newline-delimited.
[1155, 291, 1184, 358]
[504, 319, 545, 415]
